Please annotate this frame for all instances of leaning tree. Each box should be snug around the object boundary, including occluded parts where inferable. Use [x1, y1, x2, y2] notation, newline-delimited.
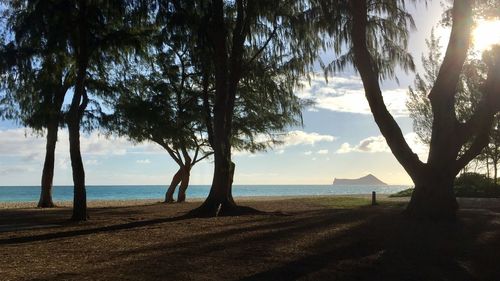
[320, 0, 500, 220]
[102, 45, 213, 203]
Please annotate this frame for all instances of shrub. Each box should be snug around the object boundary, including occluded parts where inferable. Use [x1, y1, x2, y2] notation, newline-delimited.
[390, 173, 500, 198]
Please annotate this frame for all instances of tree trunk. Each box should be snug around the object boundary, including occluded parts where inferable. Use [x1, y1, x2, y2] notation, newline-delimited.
[38, 120, 58, 208]
[68, 118, 87, 221]
[405, 171, 458, 221]
[164, 168, 183, 203]
[494, 159, 498, 186]
[177, 166, 191, 203]
[486, 158, 491, 179]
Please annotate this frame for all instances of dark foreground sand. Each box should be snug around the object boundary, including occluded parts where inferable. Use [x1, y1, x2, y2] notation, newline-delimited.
[1, 196, 499, 281]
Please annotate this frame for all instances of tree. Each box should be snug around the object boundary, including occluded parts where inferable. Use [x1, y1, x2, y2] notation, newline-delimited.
[0, 1, 74, 208]
[105, 1, 310, 205]
[102, 45, 213, 203]
[407, 29, 500, 182]
[158, 0, 319, 217]
[1, 0, 151, 220]
[320, 0, 500, 220]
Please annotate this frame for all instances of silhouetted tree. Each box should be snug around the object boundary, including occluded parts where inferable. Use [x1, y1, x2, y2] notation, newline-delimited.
[1, 0, 152, 220]
[105, 1, 310, 205]
[320, 0, 500, 220]
[407, 29, 500, 181]
[171, 0, 319, 217]
[0, 2, 75, 208]
[102, 46, 212, 203]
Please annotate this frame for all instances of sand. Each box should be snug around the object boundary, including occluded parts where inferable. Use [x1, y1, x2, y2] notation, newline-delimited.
[1, 196, 499, 280]
[0, 194, 400, 209]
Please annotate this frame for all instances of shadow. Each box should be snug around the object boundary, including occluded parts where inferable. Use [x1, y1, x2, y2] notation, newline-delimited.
[4, 201, 500, 280]
[0, 215, 189, 245]
[0, 202, 289, 245]
[86, 207, 500, 280]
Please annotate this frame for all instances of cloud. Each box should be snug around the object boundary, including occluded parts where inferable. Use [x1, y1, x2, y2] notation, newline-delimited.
[296, 74, 409, 117]
[280, 130, 336, 147]
[317, 149, 329, 154]
[304, 151, 312, 155]
[0, 166, 32, 175]
[84, 159, 100, 166]
[336, 133, 428, 160]
[0, 128, 163, 160]
[136, 159, 151, 164]
[235, 130, 336, 157]
[336, 136, 390, 154]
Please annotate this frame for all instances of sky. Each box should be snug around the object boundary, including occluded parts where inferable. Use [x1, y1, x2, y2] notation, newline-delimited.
[0, 1, 498, 186]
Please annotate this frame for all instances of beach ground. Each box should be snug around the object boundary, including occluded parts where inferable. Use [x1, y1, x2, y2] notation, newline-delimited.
[1, 196, 499, 280]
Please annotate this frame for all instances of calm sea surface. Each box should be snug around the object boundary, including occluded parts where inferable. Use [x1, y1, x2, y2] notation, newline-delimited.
[0, 185, 410, 203]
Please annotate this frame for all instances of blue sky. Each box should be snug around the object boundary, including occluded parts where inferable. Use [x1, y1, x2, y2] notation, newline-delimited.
[0, 1, 490, 186]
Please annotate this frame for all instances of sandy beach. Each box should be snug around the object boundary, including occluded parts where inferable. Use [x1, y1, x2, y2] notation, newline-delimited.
[2, 194, 499, 210]
[0, 194, 405, 210]
[1, 195, 500, 280]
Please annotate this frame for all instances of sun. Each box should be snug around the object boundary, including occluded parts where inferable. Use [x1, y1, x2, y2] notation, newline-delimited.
[472, 20, 500, 53]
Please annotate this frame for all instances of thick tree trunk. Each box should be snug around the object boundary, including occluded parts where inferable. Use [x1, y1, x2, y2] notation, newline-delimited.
[405, 171, 458, 221]
[68, 119, 87, 221]
[165, 168, 183, 203]
[38, 120, 58, 208]
[177, 167, 191, 203]
[188, 158, 254, 217]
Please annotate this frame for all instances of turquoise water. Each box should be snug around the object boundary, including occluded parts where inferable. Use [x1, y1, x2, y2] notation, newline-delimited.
[0, 185, 410, 202]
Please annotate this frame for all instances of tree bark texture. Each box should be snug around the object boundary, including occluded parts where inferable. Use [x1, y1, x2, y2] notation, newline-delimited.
[38, 120, 58, 208]
[348, 0, 477, 221]
[70, 0, 89, 221]
[165, 168, 183, 203]
[187, 0, 256, 217]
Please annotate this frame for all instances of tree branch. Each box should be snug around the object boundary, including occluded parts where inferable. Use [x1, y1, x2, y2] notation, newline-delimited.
[349, 0, 424, 180]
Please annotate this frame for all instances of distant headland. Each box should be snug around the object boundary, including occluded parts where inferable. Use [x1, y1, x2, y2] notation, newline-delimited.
[333, 174, 388, 186]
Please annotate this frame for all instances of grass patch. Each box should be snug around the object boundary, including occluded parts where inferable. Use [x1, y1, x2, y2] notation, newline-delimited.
[296, 196, 371, 208]
[390, 188, 414, 198]
[300, 196, 402, 209]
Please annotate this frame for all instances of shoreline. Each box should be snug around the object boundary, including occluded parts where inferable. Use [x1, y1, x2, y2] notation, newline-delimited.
[0, 194, 396, 209]
[1, 195, 498, 210]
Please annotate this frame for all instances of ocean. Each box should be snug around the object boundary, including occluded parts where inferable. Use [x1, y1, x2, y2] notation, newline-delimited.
[0, 185, 410, 203]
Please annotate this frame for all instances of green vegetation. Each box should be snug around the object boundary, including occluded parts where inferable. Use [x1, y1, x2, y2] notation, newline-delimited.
[301, 196, 404, 209]
[391, 173, 500, 198]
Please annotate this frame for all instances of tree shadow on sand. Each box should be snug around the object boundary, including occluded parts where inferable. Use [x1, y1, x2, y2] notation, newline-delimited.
[5, 203, 500, 280]
[87, 207, 500, 280]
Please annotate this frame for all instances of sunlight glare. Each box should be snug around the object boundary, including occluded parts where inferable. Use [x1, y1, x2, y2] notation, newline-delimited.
[472, 20, 500, 53]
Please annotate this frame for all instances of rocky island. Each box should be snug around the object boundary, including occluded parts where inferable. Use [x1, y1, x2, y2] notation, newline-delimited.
[333, 174, 388, 186]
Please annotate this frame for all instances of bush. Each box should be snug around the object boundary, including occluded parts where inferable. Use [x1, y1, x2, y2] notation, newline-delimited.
[454, 173, 500, 198]
[390, 173, 500, 198]
[389, 188, 414, 197]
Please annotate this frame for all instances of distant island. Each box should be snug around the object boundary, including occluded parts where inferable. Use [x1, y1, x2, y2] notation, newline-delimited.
[333, 174, 388, 186]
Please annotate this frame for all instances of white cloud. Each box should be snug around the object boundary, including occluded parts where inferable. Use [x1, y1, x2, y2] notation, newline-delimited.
[336, 136, 390, 154]
[336, 133, 428, 160]
[136, 159, 151, 164]
[317, 149, 329, 154]
[280, 130, 336, 146]
[0, 128, 163, 160]
[295, 74, 409, 117]
[84, 159, 100, 166]
[0, 166, 32, 175]
[304, 151, 313, 155]
[235, 130, 337, 157]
